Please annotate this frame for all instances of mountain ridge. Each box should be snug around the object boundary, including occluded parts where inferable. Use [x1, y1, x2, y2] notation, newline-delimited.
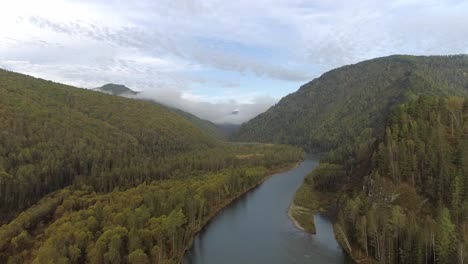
[234, 54, 468, 151]
[235, 54, 468, 263]
[94, 83, 139, 96]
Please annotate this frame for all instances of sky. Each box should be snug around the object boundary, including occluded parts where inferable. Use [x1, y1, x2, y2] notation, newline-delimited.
[1, 0, 467, 124]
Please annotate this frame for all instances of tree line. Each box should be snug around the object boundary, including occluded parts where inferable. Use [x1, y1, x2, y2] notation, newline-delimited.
[331, 96, 467, 263]
[1, 145, 302, 263]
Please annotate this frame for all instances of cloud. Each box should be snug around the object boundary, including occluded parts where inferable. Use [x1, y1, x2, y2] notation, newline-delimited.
[189, 48, 310, 81]
[23, 15, 310, 82]
[27, 16, 182, 56]
[134, 89, 276, 124]
[0, 56, 192, 90]
[1, 0, 467, 124]
[299, 0, 468, 70]
[0, 58, 276, 124]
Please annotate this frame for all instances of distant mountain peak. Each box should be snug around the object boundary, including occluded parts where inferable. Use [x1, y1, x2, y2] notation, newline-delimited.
[94, 83, 139, 96]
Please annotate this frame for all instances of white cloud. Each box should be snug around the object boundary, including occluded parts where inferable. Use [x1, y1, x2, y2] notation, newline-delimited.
[135, 89, 277, 124]
[0, 0, 467, 123]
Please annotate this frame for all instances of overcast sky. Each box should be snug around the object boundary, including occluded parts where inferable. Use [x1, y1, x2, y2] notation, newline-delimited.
[1, 0, 467, 123]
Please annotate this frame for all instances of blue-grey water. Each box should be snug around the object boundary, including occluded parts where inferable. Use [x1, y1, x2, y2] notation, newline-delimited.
[183, 156, 349, 264]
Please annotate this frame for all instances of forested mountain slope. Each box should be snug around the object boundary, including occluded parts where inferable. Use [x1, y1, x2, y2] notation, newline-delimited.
[333, 96, 468, 263]
[235, 55, 468, 263]
[0, 69, 218, 214]
[0, 69, 299, 215]
[234, 55, 468, 151]
[217, 123, 241, 139]
[291, 96, 468, 263]
[0, 69, 303, 263]
[95, 83, 227, 140]
[167, 107, 227, 141]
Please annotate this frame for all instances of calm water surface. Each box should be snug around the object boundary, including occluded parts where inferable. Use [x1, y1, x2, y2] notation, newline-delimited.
[183, 156, 350, 264]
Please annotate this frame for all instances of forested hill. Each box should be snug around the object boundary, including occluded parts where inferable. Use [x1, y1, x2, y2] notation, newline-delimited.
[291, 96, 468, 263]
[335, 96, 468, 263]
[234, 55, 468, 263]
[234, 55, 468, 151]
[0, 68, 220, 214]
[169, 107, 227, 140]
[95, 83, 227, 140]
[0, 69, 303, 263]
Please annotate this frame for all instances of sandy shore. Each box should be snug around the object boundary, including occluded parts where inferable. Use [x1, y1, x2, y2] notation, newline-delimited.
[288, 202, 315, 233]
[288, 202, 306, 231]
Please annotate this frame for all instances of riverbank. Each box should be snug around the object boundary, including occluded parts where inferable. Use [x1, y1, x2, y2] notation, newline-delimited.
[288, 180, 334, 234]
[289, 186, 365, 264]
[288, 202, 316, 233]
[334, 224, 376, 264]
[180, 161, 300, 263]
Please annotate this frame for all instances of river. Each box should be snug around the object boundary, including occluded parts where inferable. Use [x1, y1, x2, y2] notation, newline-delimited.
[183, 156, 351, 264]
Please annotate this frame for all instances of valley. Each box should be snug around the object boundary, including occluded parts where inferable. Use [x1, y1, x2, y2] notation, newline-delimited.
[1, 55, 467, 264]
[2, 1, 467, 263]
[0, 69, 302, 263]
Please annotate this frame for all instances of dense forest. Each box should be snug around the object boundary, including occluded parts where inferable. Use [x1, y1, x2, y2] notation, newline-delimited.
[1, 145, 301, 263]
[166, 107, 227, 141]
[333, 96, 468, 263]
[237, 55, 468, 263]
[234, 55, 468, 151]
[0, 69, 216, 216]
[0, 69, 303, 263]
